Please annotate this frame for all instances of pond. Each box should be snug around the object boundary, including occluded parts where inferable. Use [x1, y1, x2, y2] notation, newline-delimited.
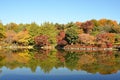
[0, 49, 120, 80]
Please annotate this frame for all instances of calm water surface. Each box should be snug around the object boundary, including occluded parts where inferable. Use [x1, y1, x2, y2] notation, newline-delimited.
[0, 49, 120, 80]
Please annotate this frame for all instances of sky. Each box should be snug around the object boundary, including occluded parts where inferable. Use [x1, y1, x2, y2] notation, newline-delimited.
[0, 0, 120, 24]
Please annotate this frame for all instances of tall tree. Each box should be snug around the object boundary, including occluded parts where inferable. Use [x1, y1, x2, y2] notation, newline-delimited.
[39, 22, 58, 45]
[27, 22, 40, 45]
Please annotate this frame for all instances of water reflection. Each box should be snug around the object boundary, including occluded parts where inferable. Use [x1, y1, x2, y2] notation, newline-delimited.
[0, 49, 120, 80]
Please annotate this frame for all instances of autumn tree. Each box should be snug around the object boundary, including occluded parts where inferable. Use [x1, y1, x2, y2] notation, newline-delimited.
[91, 19, 103, 36]
[96, 32, 115, 47]
[13, 29, 30, 45]
[96, 19, 119, 33]
[76, 22, 81, 28]
[78, 34, 95, 45]
[98, 19, 118, 27]
[58, 30, 65, 39]
[5, 30, 16, 44]
[34, 35, 49, 47]
[81, 21, 94, 33]
[57, 30, 67, 47]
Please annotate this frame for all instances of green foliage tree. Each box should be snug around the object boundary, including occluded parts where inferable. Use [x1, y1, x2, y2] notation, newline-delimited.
[39, 22, 58, 45]
[114, 34, 120, 44]
[5, 23, 18, 32]
[55, 23, 65, 30]
[27, 22, 40, 37]
[0, 23, 5, 39]
[65, 28, 78, 44]
[65, 22, 77, 29]
[15, 23, 27, 33]
[27, 22, 40, 45]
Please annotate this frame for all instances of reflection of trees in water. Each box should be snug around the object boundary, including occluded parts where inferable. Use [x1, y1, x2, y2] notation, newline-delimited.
[0, 70, 2, 74]
[0, 55, 5, 68]
[30, 49, 58, 73]
[0, 49, 120, 74]
[78, 54, 96, 65]
[96, 52, 115, 66]
[64, 52, 79, 71]
[80, 51, 118, 74]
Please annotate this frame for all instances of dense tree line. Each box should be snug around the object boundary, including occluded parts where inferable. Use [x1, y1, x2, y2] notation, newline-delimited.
[0, 19, 120, 48]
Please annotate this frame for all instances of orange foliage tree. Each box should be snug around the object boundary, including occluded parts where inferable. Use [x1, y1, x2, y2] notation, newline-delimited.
[96, 33, 115, 47]
[78, 33, 95, 45]
[13, 29, 30, 45]
[5, 30, 16, 44]
[98, 19, 118, 27]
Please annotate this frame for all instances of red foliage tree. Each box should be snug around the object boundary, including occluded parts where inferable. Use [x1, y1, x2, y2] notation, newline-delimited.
[34, 35, 49, 47]
[57, 30, 67, 46]
[81, 21, 94, 33]
[57, 40, 67, 46]
[58, 30, 65, 39]
[106, 42, 113, 48]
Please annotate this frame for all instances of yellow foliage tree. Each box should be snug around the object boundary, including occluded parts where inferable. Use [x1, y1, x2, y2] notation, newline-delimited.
[13, 29, 30, 45]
